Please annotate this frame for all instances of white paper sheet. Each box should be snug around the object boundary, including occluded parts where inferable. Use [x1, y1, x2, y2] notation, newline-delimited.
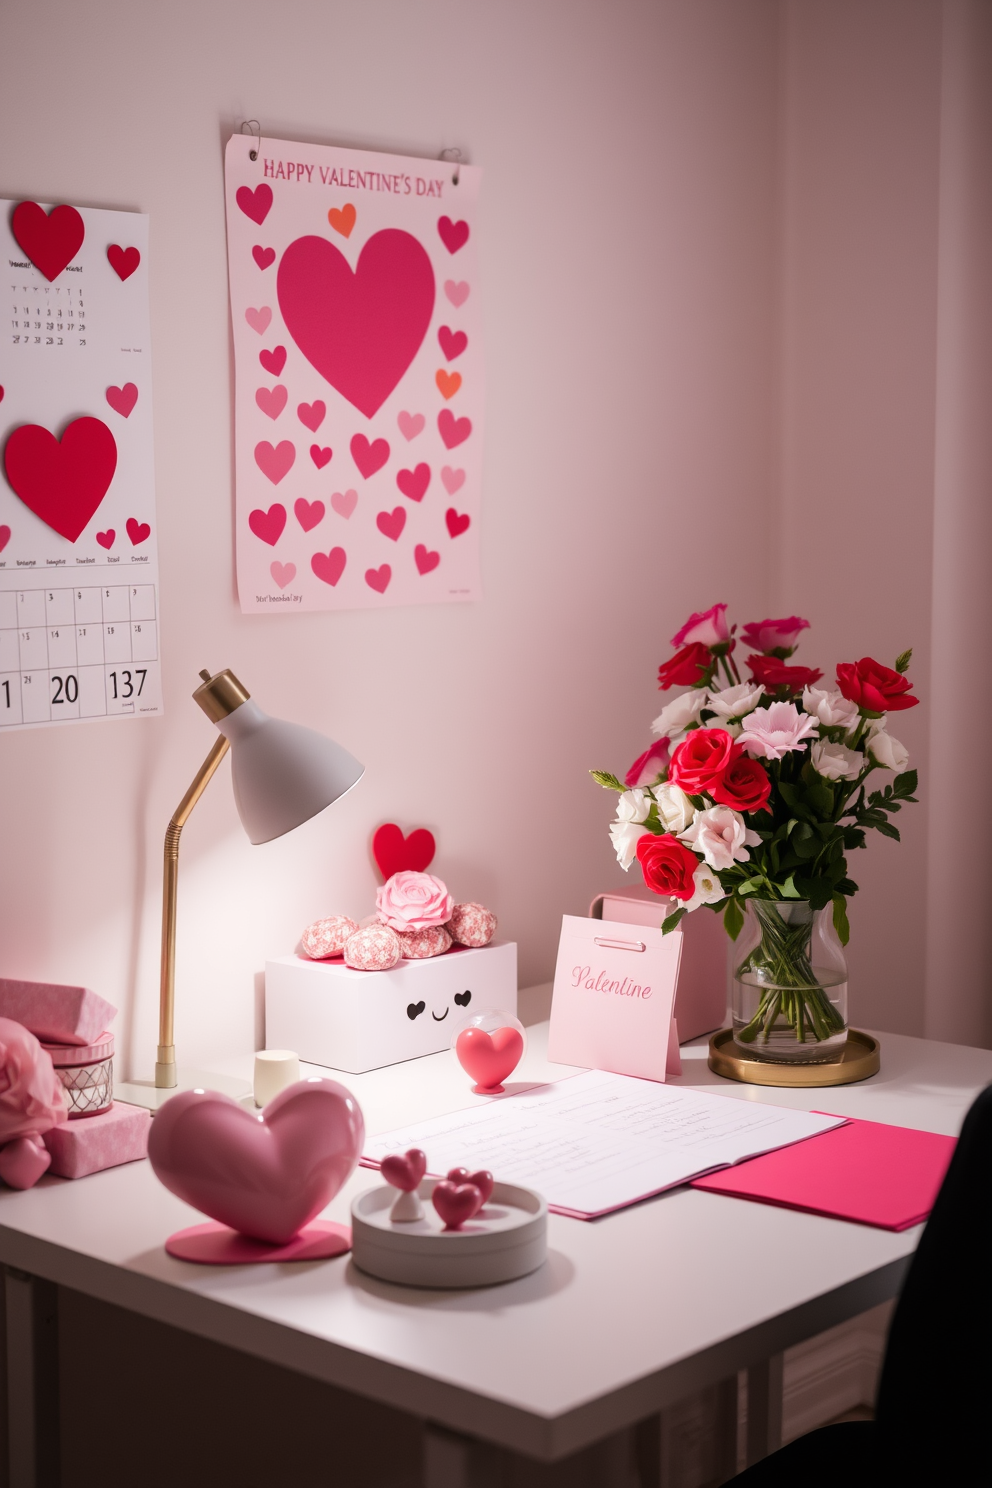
[363, 1070, 846, 1218]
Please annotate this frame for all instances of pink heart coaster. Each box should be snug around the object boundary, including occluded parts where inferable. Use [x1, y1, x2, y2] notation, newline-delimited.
[455, 1027, 524, 1094]
[147, 1079, 364, 1246]
[166, 1219, 351, 1266]
[432, 1180, 483, 1230]
[382, 1148, 427, 1192]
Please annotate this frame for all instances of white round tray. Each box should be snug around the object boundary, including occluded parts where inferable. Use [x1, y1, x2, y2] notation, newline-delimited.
[351, 1177, 547, 1289]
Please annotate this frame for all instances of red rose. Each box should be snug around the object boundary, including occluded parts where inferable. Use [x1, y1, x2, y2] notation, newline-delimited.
[747, 654, 823, 691]
[668, 728, 740, 795]
[710, 755, 772, 813]
[636, 833, 699, 901]
[657, 642, 711, 691]
[836, 657, 919, 714]
[624, 738, 671, 787]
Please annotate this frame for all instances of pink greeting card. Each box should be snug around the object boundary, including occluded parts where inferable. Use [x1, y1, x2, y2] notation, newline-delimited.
[547, 915, 683, 1082]
[224, 135, 483, 613]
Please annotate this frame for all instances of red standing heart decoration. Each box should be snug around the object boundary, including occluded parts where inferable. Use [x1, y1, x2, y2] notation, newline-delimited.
[106, 383, 138, 418]
[372, 823, 436, 880]
[12, 202, 85, 282]
[4, 417, 117, 542]
[107, 244, 140, 281]
[277, 230, 435, 418]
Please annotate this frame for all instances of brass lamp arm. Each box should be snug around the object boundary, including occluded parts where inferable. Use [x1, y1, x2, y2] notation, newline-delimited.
[155, 735, 231, 1088]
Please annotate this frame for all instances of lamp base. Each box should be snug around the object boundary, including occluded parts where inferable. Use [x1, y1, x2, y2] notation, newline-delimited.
[165, 1220, 351, 1265]
[114, 1067, 252, 1112]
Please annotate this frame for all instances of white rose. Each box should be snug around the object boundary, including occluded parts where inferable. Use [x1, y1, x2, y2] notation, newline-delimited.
[705, 682, 764, 724]
[651, 690, 707, 740]
[810, 740, 864, 781]
[802, 686, 860, 731]
[609, 820, 650, 871]
[653, 781, 696, 835]
[615, 789, 652, 825]
[684, 861, 726, 912]
[867, 728, 910, 772]
[679, 805, 761, 871]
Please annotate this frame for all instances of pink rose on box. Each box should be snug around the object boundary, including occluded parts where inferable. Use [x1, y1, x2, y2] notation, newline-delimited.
[375, 871, 454, 933]
[741, 616, 810, 655]
[671, 603, 730, 650]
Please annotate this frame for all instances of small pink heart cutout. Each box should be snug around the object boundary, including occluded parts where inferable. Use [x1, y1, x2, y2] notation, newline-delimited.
[148, 1079, 364, 1245]
[455, 1027, 524, 1092]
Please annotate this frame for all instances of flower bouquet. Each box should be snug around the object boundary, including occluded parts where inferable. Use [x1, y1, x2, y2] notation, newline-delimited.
[593, 606, 919, 1062]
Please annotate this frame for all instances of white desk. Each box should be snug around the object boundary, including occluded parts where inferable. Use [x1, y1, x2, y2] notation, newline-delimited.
[2, 1016, 990, 1487]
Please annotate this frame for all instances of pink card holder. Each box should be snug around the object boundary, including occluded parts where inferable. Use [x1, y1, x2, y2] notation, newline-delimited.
[547, 914, 682, 1082]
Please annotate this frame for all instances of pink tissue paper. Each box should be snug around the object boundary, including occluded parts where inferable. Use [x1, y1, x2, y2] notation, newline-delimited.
[44, 1101, 150, 1179]
[0, 978, 117, 1046]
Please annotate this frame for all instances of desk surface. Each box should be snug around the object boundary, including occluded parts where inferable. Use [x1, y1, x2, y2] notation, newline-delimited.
[1, 1014, 989, 1461]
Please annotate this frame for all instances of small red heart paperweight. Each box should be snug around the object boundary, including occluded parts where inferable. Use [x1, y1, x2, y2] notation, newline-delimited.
[452, 1010, 526, 1094]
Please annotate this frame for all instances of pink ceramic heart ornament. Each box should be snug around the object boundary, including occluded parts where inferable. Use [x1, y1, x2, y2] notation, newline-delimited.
[147, 1078, 364, 1245]
[381, 1147, 427, 1192]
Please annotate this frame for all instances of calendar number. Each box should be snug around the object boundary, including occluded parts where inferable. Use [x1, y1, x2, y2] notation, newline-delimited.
[1, 680, 9, 709]
[109, 668, 146, 699]
[51, 674, 79, 705]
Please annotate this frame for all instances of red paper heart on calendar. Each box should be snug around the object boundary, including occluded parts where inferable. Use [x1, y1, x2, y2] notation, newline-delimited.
[0, 526, 10, 554]
[311, 547, 346, 586]
[277, 230, 435, 418]
[105, 383, 138, 418]
[96, 529, 115, 550]
[372, 823, 436, 880]
[12, 202, 84, 281]
[126, 518, 150, 546]
[249, 503, 287, 545]
[445, 508, 470, 538]
[107, 244, 140, 281]
[236, 184, 273, 225]
[455, 1027, 524, 1092]
[3, 418, 117, 542]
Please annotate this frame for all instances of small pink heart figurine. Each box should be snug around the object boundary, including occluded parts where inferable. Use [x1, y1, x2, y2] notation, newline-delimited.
[446, 1166, 494, 1205]
[148, 1079, 364, 1245]
[382, 1148, 427, 1192]
[432, 1179, 483, 1230]
[455, 1026, 524, 1093]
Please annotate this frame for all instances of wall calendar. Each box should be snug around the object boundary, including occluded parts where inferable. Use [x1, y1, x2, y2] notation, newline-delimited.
[0, 198, 162, 730]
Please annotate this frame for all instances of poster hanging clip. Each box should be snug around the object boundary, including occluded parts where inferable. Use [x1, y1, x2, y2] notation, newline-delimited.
[440, 147, 462, 185]
[241, 119, 261, 162]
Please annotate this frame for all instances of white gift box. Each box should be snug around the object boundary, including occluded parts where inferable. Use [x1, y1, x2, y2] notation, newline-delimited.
[264, 941, 518, 1074]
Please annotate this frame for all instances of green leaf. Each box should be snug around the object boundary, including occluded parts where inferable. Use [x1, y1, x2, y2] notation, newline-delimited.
[895, 648, 913, 674]
[723, 897, 744, 941]
[893, 769, 918, 799]
[687, 794, 706, 811]
[780, 874, 802, 899]
[806, 877, 834, 911]
[874, 819, 901, 841]
[806, 783, 834, 816]
[662, 907, 686, 935]
[778, 782, 800, 808]
[832, 892, 851, 945]
[836, 877, 859, 895]
[590, 770, 626, 792]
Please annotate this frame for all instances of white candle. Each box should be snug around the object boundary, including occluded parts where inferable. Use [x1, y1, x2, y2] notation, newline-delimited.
[254, 1049, 301, 1108]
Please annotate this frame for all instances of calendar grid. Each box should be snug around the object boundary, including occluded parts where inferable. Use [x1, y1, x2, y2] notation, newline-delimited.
[0, 582, 159, 727]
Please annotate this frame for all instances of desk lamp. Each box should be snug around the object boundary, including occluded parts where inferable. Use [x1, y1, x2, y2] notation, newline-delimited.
[117, 668, 364, 1110]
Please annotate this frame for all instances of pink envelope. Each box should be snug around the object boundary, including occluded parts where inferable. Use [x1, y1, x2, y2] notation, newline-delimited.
[547, 914, 682, 1082]
[691, 1115, 957, 1231]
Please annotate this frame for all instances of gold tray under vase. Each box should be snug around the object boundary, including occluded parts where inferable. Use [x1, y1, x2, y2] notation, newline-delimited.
[708, 1027, 880, 1087]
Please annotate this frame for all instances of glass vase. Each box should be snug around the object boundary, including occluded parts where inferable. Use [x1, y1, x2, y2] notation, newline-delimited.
[731, 900, 848, 1063]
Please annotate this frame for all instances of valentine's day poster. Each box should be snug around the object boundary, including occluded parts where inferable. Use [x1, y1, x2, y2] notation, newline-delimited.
[225, 134, 483, 613]
[0, 199, 162, 730]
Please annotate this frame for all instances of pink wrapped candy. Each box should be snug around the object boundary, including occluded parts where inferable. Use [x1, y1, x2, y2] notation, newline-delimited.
[398, 925, 453, 960]
[446, 903, 497, 948]
[301, 915, 358, 961]
[344, 924, 402, 971]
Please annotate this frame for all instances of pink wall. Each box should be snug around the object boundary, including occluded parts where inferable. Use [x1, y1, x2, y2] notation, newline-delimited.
[0, 0, 987, 1073]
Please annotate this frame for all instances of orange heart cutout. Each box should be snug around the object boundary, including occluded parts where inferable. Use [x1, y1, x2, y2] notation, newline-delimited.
[436, 369, 462, 400]
[328, 203, 357, 239]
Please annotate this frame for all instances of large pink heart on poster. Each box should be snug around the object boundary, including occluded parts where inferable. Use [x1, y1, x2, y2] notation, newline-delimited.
[4, 417, 117, 542]
[455, 1027, 524, 1090]
[277, 230, 435, 418]
[147, 1080, 364, 1246]
[12, 202, 84, 281]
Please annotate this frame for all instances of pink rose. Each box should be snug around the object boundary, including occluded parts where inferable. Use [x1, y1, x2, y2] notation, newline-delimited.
[736, 701, 819, 760]
[671, 603, 730, 650]
[0, 1018, 67, 1143]
[375, 871, 454, 933]
[625, 738, 671, 787]
[741, 616, 810, 655]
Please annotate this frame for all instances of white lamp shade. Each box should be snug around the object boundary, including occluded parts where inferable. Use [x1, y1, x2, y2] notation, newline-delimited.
[215, 700, 365, 844]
